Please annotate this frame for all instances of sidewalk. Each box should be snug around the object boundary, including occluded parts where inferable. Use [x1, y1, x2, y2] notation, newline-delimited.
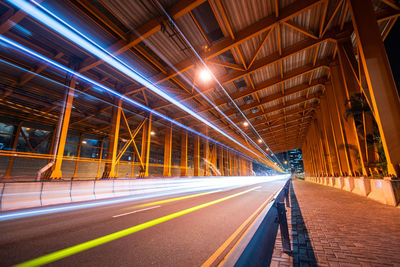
[272, 179, 400, 266]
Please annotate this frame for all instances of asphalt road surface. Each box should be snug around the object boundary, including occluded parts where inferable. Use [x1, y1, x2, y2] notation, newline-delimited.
[0, 176, 287, 266]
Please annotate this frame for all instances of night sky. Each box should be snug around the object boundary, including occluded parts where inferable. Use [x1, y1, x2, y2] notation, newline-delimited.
[384, 19, 400, 95]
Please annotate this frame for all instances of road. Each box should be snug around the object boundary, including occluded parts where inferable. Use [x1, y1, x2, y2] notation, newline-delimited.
[0, 176, 288, 266]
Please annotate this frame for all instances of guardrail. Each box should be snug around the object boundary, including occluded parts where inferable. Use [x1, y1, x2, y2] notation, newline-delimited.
[222, 179, 291, 266]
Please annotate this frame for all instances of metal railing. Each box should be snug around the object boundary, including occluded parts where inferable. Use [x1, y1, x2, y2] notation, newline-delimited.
[222, 179, 291, 266]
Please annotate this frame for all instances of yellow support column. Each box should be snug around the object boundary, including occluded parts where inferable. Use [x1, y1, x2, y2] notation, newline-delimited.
[326, 80, 353, 176]
[228, 151, 232, 176]
[163, 125, 172, 177]
[337, 42, 368, 176]
[140, 114, 152, 177]
[194, 135, 200, 176]
[204, 138, 210, 176]
[102, 99, 122, 179]
[212, 145, 217, 175]
[50, 77, 77, 179]
[313, 117, 329, 176]
[349, 0, 400, 176]
[320, 95, 341, 176]
[218, 146, 224, 176]
[180, 131, 188, 177]
[331, 62, 363, 176]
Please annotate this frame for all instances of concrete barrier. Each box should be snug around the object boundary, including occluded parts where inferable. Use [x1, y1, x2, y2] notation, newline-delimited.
[343, 177, 354, 192]
[328, 177, 335, 187]
[41, 182, 71, 206]
[93, 180, 114, 199]
[113, 180, 132, 196]
[368, 178, 400, 206]
[1, 182, 42, 210]
[71, 181, 95, 202]
[352, 177, 371, 196]
[334, 177, 344, 189]
[304, 176, 400, 206]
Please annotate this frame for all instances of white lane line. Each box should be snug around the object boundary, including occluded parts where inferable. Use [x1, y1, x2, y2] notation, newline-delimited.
[112, 206, 161, 218]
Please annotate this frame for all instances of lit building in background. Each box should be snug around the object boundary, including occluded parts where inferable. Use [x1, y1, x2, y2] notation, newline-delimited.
[276, 149, 304, 174]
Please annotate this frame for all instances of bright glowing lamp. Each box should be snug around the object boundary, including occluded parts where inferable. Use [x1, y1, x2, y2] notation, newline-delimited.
[199, 69, 212, 82]
[243, 121, 249, 127]
[258, 139, 262, 143]
[150, 131, 156, 136]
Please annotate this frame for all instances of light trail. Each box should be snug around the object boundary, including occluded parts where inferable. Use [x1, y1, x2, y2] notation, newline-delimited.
[6, 0, 283, 172]
[14, 186, 261, 267]
[112, 206, 161, 218]
[153, 1, 284, 169]
[0, 175, 289, 221]
[0, 35, 272, 167]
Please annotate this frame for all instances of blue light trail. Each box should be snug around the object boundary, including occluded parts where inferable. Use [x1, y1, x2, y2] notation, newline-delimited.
[6, 0, 283, 171]
[0, 35, 280, 168]
[0, 54, 257, 164]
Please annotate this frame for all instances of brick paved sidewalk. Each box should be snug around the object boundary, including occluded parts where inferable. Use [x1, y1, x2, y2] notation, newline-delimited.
[271, 179, 400, 267]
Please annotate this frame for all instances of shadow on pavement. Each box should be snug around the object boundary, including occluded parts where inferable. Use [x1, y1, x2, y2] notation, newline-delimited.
[290, 182, 318, 267]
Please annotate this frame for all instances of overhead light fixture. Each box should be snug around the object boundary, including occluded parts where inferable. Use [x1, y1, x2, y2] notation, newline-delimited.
[150, 131, 156, 136]
[243, 121, 249, 127]
[258, 139, 262, 143]
[199, 69, 212, 82]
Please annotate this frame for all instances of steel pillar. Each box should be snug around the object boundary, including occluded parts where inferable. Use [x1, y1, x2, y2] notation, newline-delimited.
[180, 131, 188, 176]
[315, 113, 331, 176]
[194, 135, 200, 176]
[163, 125, 172, 177]
[337, 41, 368, 176]
[218, 146, 224, 176]
[204, 138, 210, 176]
[349, 0, 400, 176]
[331, 62, 364, 176]
[326, 80, 352, 176]
[228, 151, 232, 176]
[49, 77, 77, 179]
[102, 99, 122, 179]
[320, 95, 341, 176]
[140, 114, 152, 177]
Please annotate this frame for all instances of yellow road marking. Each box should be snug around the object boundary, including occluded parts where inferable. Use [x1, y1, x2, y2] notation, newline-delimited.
[15, 186, 260, 267]
[202, 188, 280, 267]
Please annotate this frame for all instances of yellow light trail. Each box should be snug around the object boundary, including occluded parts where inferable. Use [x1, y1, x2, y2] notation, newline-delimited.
[15, 186, 261, 267]
[124, 189, 222, 210]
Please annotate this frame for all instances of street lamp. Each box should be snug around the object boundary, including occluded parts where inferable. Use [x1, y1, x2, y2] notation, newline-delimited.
[199, 69, 212, 82]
